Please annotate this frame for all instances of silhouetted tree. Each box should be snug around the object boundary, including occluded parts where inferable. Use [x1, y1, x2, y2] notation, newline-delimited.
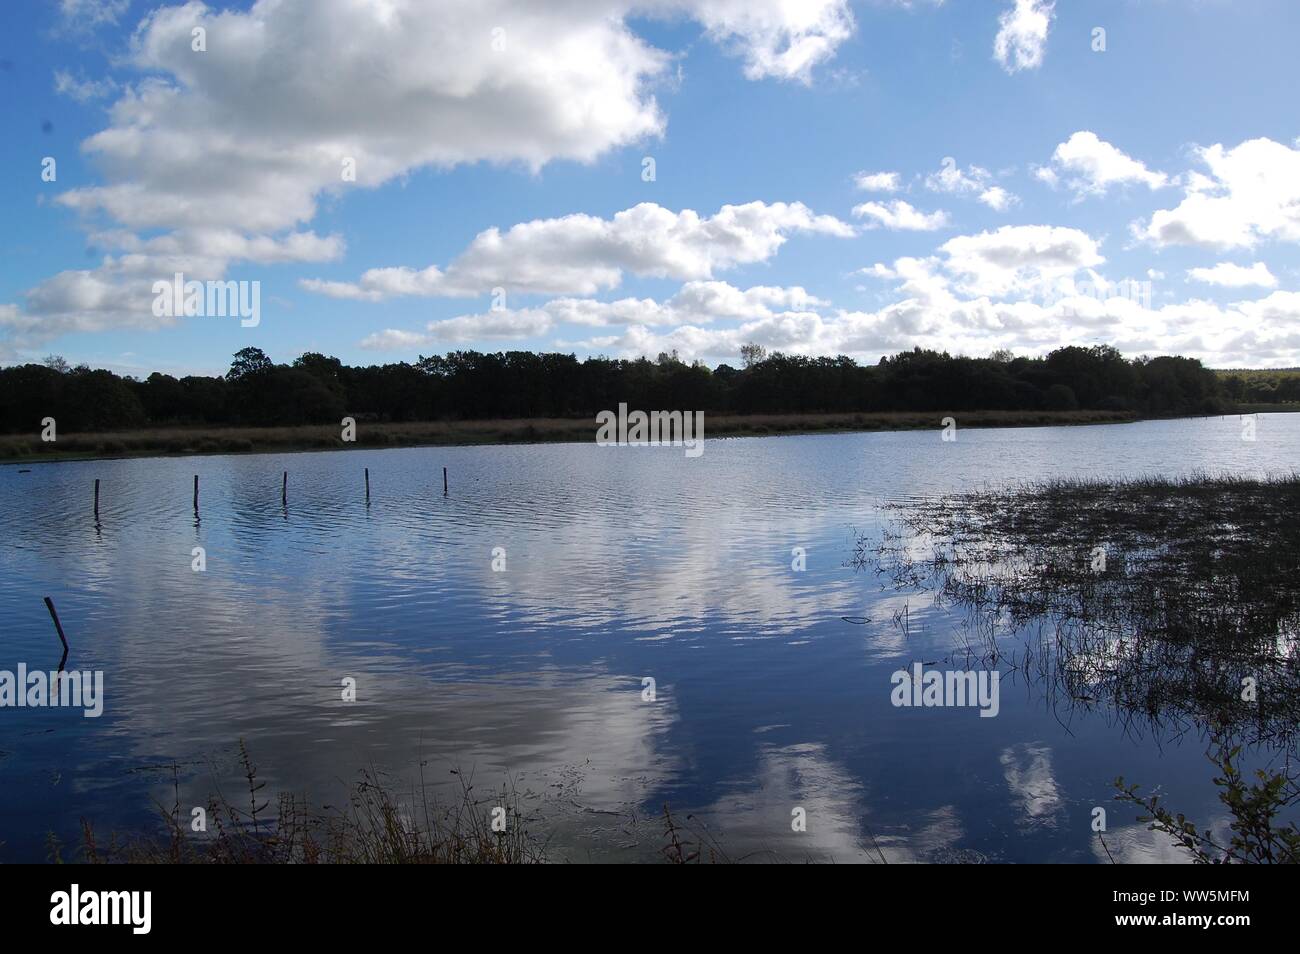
[227, 347, 273, 381]
[740, 343, 767, 369]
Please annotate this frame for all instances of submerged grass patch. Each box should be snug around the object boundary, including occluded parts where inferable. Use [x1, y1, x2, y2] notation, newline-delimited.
[865, 472, 1300, 744]
[864, 473, 1300, 862]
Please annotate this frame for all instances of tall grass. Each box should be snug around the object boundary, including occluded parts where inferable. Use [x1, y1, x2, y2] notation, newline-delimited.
[68, 744, 547, 864]
[56, 744, 752, 864]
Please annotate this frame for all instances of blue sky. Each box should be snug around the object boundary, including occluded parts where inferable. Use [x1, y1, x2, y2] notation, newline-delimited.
[4, 0, 1300, 377]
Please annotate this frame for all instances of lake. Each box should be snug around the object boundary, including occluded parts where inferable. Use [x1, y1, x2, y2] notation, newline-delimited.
[1, 413, 1295, 862]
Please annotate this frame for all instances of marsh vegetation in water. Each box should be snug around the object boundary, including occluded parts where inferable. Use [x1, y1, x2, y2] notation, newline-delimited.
[863, 474, 1300, 861]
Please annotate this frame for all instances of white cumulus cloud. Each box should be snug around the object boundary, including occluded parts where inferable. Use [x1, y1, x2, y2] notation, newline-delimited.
[1137, 137, 1300, 249]
[939, 224, 1104, 298]
[305, 202, 852, 301]
[1187, 261, 1278, 288]
[993, 0, 1054, 73]
[852, 200, 949, 231]
[1040, 131, 1169, 198]
[6, 0, 862, 351]
[359, 281, 827, 349]
[854, 171, 902, 192]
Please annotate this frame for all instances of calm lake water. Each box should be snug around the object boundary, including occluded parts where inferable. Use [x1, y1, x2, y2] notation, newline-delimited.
[2, 413, 1296, 863]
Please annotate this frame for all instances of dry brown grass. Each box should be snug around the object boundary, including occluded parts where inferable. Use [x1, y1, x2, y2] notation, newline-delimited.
[0, 409, 1140, 462]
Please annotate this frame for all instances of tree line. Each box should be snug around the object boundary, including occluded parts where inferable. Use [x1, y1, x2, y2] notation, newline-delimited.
[1217, 368, 1300, 405]
[0, 344, 1232, 434]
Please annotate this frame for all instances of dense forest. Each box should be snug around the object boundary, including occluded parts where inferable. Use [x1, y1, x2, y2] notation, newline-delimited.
[0, 344, 1239, 434]
[1216, 368, 1300, 405]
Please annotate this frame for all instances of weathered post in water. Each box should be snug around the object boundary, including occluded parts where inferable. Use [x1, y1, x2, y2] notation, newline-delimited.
[93, 479, 100, 520]
[282, 471, 288, 505]
[193, 474, 199, 511]
[365, 467, 370, 501]
[43, 596, 69, 654]
[443, 466, 448, 495]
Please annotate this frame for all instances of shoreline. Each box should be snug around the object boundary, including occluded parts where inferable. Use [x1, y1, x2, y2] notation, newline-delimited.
[1, 406, 1292, 465]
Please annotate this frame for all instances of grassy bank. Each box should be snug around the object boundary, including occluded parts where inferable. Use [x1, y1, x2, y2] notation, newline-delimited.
[0, 408, 1152, 463]
[1235, 401, 1300, 414]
